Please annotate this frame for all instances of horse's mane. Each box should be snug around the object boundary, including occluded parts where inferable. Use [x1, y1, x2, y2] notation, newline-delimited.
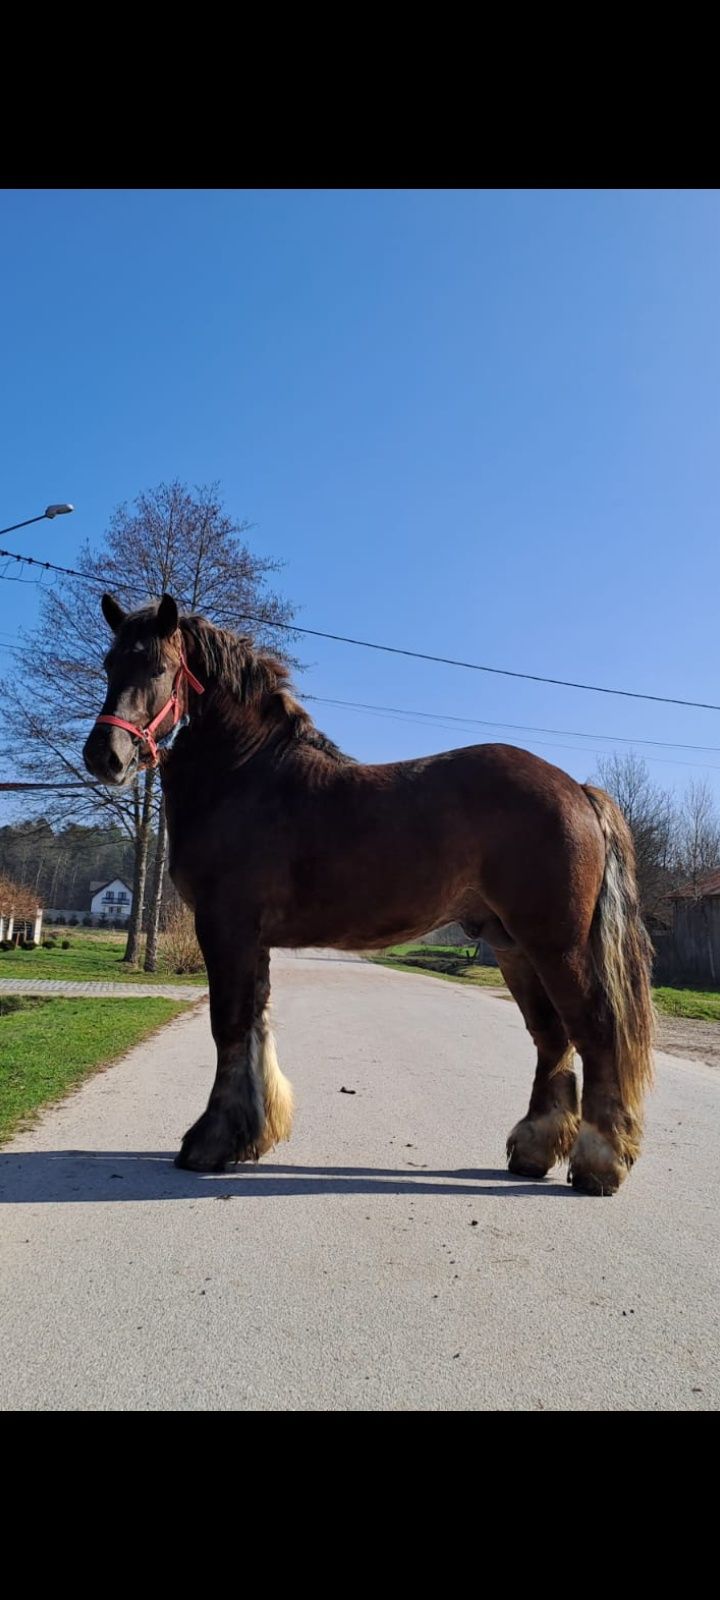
[180, 615, 353, 764]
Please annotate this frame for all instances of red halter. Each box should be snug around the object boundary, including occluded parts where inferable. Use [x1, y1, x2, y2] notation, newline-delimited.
[95, 648, 204, 768]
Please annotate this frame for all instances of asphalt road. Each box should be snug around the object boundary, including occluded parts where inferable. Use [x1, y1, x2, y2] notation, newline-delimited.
[0, 952, 717, 1411]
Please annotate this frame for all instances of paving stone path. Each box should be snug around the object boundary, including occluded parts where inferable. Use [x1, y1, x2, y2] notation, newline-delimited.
[0, 978, 206, 1000]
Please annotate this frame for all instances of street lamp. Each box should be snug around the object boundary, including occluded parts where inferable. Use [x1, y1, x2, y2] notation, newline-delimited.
[0, 504, 74, 538]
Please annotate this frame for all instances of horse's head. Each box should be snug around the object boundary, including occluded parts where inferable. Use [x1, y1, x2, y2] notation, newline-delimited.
[83, 592, 194, 785]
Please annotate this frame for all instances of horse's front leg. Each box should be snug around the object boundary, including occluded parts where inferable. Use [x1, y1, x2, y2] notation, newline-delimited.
[176, 924, 293, 1172]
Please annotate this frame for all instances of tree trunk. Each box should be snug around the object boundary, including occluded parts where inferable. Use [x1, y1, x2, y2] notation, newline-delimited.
[123, 769, 154, 964]
[49, 850, 65, 910]
[143, 797, 168, 972]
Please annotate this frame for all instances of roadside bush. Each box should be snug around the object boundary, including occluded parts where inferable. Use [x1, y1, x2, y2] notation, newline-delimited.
[0, 996, 41, 1017]
[68, 916, 79, 927]
[82, 915, 93, 927]
[55, 916, 66, 926]
[158, 904, 205, 975]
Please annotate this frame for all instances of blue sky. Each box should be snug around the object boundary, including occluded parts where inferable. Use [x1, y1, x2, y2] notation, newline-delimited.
[1, 188, 719, 804]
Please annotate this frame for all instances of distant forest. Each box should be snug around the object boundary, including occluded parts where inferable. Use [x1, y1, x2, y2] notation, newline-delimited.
[0, 819, 148, 912]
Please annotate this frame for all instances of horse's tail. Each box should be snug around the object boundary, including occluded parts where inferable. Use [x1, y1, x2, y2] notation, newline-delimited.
[582, 784, 655, 1117]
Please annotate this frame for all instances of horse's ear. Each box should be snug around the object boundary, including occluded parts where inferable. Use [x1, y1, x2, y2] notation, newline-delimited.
[101, 593, 127, 633]
[157, 593, 179, 639]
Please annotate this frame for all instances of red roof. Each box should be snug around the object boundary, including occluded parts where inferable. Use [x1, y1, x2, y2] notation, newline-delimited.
[672, 868, 720, 899]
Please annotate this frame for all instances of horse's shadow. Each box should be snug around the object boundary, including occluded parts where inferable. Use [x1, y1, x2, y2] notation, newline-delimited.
[0, 1151, 573, 1204]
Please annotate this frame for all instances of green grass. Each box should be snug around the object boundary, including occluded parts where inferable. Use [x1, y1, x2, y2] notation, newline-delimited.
[374, 944, 720, 1021]
[383, 942, 480, 959]
[370, 943, 504, 988]
[0, 930, 206, 985]
[652, 987, 720, 1021]
[0, 995, 190, 1143]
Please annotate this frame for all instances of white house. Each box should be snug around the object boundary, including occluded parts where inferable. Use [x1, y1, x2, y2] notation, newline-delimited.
[89, 878, 133, 920]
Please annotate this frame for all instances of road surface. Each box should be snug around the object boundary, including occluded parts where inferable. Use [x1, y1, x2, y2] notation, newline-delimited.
[0, 952, 717, 1410]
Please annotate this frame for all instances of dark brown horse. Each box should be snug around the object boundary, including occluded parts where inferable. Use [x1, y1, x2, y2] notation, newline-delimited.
[83, 593, 654, 1196]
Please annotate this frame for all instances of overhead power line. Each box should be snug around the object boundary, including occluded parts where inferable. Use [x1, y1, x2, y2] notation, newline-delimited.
[1, 540, 719, 714]
[0, 781, 95, 792]
[0, 545, 106, 588]
[253, 615, 720, 713]
[305, 697, 720, 774]
[305, 695, 720, 757]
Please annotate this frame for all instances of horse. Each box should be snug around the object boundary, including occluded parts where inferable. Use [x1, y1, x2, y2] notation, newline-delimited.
[82, 592, 654, 1196]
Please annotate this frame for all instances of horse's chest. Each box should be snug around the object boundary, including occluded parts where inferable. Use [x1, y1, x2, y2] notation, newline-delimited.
[167, 812, 252, 903]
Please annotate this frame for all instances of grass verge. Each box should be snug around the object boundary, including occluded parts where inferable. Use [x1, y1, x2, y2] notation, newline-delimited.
[372, 944, 720, 1020]
[0, 931, 206, 985]
[0, 996, 190, 1144]
[652, 987, 720, 1022]
[369, 944, 504, 988]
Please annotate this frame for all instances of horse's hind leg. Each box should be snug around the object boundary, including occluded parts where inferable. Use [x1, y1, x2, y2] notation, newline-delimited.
[523, 946, 644, 1196]
[496, 948, 580, 1179]
[176, 924, 293, 1172]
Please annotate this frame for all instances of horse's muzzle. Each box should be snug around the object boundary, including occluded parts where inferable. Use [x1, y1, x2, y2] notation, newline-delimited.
[83, 723, 137, 786]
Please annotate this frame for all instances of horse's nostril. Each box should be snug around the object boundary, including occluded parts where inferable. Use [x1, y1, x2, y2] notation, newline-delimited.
[83, 731, 128, 781]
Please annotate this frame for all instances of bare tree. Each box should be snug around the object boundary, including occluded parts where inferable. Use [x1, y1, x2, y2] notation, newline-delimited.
[0, 481, 296, 965]
[675, 779, 720, 896]
[593, 752, 677, 926]
[0, 872, 38, 922]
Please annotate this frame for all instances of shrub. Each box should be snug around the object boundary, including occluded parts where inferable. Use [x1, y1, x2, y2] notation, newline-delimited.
[82, 915, 93, 927]
[68, 916, 79, 927]
[0, 996, 39, 1017]
[61, 939, 71, 949]
[55, 916, 66, 927]
[158, 903, 205, 974]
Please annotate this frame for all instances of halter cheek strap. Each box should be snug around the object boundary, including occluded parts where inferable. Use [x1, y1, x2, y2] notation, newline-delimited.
[95, 648, 204, 768]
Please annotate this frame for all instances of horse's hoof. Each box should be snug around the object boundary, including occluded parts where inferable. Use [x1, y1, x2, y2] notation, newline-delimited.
[569, 1169, 619, 1196]
[506, 1110, 577, 1180]
[175, 1143, 228, 1173]
[568, 1123, 630, 1196]
[508, 1153, 550, 1180]
[234, 1143, 260, 1164]
[175, 1110, 251, 1172]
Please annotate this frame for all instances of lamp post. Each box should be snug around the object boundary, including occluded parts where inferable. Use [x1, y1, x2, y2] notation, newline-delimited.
[0, 504, 74, 539]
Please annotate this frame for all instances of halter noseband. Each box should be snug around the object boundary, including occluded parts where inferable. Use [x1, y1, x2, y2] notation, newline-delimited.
[95, 648, 204, 768]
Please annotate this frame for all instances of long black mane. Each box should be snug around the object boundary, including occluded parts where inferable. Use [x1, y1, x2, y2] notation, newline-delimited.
[180, 615, 353, 764]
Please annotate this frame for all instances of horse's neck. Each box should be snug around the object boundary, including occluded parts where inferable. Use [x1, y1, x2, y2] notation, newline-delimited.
[176, 675, 291, 768]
